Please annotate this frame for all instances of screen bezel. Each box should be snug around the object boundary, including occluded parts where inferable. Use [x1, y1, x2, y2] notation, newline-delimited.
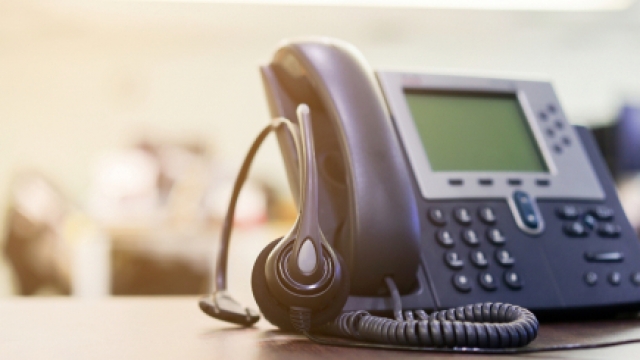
[376, 71, 604, 201]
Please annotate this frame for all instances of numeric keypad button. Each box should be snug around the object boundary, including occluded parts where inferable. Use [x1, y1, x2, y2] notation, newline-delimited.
[435, 230, 455, 248]
[462, 229, 480, 247]
[478, 272, 497, 291]
[454, 208, 472, 226]
[504, 271, 523, 290]
[470, 250, 489, 268]
[428, 208, 447, 226]
[478, 207, 497, 225]
[444, 251, 464, 270]
[495, 249, 515, 267]
[487, 228, 506, 246]
[452, 274, 472, 293]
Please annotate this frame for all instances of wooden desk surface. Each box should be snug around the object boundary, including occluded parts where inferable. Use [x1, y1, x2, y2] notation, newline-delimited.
[2, 297, 640, 360]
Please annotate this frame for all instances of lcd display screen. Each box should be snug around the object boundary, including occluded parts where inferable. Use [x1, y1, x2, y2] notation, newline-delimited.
[404, 91, 548, 172]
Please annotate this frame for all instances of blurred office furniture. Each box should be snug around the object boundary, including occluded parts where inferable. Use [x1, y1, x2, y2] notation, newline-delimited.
[592, 105, 640, 180]
[2, 138, 274, 297]
[3, 172, 73, 295]
[86, 139, 270, 295]
[3, 172, 114, 297]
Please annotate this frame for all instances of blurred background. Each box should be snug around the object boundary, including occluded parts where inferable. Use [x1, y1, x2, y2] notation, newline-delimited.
[2, 0, 640, 302]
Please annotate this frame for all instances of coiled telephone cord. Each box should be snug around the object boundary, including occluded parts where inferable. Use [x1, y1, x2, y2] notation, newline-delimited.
[296, 277, 640, 354]
[320, 302, 538, 348]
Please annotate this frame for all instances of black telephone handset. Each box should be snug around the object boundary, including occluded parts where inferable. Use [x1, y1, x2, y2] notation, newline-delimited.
[201, 37, 640, 352]
[261, 39, 421, 295]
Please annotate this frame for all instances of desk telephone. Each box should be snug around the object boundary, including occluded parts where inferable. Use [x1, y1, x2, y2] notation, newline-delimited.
[200, 38, 640, 352]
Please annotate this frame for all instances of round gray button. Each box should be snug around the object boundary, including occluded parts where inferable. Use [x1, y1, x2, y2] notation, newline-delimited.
[453, 274, 472, 293]
[584, 272, 598, 286]
[479, 272, 497, 291]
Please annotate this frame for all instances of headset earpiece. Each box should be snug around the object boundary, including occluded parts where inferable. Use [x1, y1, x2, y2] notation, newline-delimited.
[251, 104, 350, 331]
[251, 237, 350, 330]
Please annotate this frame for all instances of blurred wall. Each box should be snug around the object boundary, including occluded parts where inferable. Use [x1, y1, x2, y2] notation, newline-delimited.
[2, 0, 640, 294]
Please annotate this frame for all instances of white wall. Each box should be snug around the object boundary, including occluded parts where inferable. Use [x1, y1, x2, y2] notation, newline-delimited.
[1, 0, 640, 262]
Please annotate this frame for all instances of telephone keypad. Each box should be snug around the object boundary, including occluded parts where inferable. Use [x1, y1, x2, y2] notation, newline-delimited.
[431, 204, 525, 295]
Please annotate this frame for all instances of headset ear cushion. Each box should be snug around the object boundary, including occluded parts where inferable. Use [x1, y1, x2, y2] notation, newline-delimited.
[251, 238, 350, 331]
